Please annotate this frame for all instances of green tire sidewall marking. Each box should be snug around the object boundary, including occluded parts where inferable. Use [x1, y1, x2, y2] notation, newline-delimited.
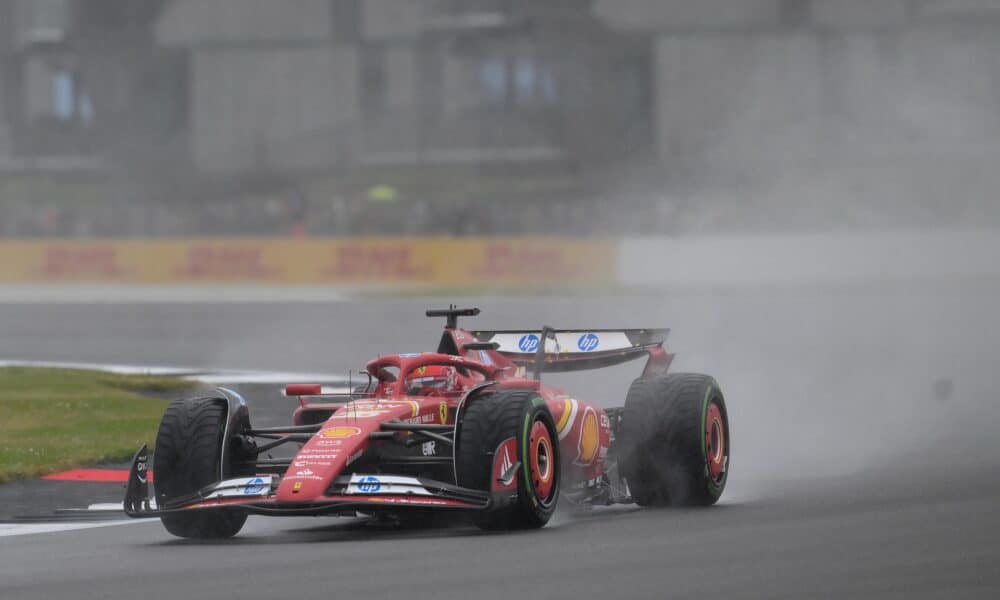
[520, 394, 555, 517]
[520, 407, 539, 511]
[700, 381, 724, 498]
[699, 384, 711, 459]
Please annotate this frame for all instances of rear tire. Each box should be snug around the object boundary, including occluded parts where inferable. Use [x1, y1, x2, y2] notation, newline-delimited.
[456, 389, 560, 530]
[620, 374, 730, 506]
[153, 397, 248, 539]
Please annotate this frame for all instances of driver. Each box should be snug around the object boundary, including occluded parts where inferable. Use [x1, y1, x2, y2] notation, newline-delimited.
[405, 365, 459, 395]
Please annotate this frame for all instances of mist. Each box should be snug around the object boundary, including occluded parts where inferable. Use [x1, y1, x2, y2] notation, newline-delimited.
[0, 3, 999, 595]
[2, 0, 998, 487]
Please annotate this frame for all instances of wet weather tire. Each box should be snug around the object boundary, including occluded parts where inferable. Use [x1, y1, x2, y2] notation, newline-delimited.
[456, 389, 560, 530]
[153, 397, 248, 539]
[620, 374, 730, 506]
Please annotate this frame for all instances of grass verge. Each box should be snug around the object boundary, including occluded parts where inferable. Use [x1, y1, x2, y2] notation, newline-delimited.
[0, 367, 193, 483]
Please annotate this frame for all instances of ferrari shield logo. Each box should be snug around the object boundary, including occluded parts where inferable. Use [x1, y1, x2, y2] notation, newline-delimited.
[439, 402, 448, 424]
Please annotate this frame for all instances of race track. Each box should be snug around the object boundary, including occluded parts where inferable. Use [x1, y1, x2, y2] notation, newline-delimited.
[1, 292, 998, 599]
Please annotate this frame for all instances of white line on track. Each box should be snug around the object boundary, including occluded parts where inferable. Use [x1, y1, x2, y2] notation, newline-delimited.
[87, 503, 126, 511]
[0, 360, 351, 535]
[0, 520, 142, 538]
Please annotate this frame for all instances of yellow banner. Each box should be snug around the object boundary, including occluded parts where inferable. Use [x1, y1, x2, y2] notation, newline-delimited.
[0, 238, 615, 286]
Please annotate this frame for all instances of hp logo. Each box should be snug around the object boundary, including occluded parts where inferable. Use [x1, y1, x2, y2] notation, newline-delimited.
[577, 333, 600, 352]
[358, 476, 381, 493]
[518, 334, 540, 353]
[243, 477, 266, 495]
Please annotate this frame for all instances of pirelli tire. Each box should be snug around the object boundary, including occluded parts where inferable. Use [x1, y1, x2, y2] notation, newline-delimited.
[152, 397, 248, 539]
[456, 389, 560, 530]
[620, 373, 730, 506]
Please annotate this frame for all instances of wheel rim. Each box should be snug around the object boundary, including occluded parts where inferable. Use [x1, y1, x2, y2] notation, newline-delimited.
[705, 402, 727, 484]
[528, 420, 556, 503]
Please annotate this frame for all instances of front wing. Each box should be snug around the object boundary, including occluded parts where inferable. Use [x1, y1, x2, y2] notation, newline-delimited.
[123, 446, 490, 518]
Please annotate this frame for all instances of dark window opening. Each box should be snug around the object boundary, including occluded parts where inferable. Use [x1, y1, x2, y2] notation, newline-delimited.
[331, 0, 362, 44]
[478, 56, 558, 107]
[360, 44, 387, 118]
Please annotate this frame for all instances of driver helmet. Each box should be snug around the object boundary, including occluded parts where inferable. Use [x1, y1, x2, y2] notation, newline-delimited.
[405, 365, 458, 395]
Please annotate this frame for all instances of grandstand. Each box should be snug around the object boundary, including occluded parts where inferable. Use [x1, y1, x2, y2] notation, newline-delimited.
[1, 1, 998, 236]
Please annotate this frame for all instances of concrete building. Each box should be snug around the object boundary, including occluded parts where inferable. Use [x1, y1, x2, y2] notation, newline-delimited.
[596, 0, 1000, 186]
[1, 0, 998, 188]
[151, 0, 652, 173]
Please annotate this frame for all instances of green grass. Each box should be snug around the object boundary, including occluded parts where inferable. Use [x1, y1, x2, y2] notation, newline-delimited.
[0, 367, 193, 483]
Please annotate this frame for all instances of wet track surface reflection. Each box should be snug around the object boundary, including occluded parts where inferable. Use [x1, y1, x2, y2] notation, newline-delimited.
[0, 293, 997, 599]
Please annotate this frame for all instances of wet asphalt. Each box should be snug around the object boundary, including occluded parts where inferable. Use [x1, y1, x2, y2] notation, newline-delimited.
[0, 292, 998, 599]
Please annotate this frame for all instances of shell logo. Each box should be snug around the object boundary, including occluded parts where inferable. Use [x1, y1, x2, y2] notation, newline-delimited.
[576, 408, 600, 466]
[320, 426, 362, 439]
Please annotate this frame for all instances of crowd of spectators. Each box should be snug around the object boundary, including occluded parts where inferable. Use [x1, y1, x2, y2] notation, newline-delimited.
[2, 164, 998, 238]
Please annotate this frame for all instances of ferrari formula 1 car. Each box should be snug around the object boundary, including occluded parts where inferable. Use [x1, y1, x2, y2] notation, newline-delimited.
[124, 307, 730, 538]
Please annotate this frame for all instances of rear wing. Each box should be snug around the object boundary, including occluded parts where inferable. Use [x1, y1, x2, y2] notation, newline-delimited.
[471, 328, 671, 374]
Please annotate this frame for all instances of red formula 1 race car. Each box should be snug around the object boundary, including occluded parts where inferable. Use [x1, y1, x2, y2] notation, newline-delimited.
[124, 307, 730, 538]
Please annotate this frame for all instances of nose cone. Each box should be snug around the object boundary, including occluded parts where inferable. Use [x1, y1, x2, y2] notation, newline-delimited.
[274, 401, 421, 501]
[276, 424, 369, 501]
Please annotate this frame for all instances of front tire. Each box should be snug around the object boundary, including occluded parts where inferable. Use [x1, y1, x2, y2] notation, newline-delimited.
[620, 373, 730, 506]
[456, 389, 560, 530]
[153, 397, 248, 539]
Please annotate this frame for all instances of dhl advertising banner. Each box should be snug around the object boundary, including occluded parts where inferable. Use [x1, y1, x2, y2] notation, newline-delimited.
[0, 238, 615, 286]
